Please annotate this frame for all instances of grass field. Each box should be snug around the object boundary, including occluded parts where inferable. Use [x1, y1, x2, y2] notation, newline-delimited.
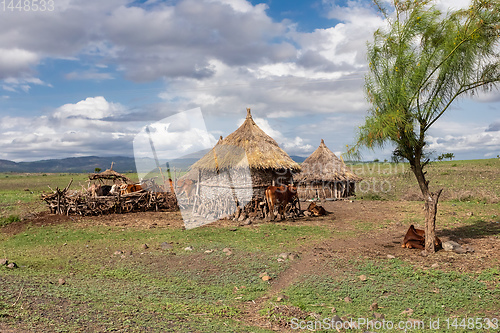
[1, 159, 499, 332]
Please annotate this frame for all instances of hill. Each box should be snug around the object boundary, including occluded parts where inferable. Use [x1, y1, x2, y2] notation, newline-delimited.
[0, 155, 307, 173]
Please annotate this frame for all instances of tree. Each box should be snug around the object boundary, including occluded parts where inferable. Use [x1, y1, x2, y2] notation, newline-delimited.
[94, 167, 101, 173]
[350, 0, 500, 253]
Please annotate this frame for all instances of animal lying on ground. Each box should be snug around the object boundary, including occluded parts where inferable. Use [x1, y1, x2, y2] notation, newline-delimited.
[402, 224, 442, 250]
[306, 201, 327, 216]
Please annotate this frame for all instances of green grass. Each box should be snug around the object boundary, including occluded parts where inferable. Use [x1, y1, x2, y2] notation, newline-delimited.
[265, 258, 499, 332]
[350, 158, 500, 203]
[0, 223, 335, 332]
[1, 160, 500, 331]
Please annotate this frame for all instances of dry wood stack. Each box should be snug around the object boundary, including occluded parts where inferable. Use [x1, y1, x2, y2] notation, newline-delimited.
[41, 180, 178, 216]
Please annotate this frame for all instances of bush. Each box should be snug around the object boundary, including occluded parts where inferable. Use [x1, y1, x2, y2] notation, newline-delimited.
[0, 215, 21, 227]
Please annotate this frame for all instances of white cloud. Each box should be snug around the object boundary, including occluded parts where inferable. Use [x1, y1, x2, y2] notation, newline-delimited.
[0, 48, 39, 79]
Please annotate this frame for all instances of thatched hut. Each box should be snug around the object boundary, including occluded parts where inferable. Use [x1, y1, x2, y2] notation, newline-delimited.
[186, 108, 300, 220]
[88, 166, 131, 185]
[294, 139, 360, 200]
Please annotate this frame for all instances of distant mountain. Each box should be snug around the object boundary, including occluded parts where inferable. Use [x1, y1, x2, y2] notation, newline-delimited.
[0, 153, 308, 173]
[0, 156, 137, 173]
[290, 155, 306, 163]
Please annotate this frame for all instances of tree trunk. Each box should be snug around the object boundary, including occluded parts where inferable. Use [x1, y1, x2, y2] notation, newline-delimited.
[409, 158, 443, 254]
[424, 189, 442, 253]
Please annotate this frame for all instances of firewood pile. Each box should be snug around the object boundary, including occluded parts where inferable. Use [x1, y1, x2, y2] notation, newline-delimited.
[41, 179, 178, 216]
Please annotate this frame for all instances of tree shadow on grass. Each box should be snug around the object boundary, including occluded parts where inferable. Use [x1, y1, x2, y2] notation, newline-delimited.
[439, 219, 500, 240]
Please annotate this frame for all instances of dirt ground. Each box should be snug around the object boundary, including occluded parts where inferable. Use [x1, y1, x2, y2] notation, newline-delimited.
[4, 200, 499, 275]
[2, 200, 499, 332]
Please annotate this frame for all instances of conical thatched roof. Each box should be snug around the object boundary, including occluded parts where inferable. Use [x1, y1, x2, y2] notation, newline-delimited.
[190, 109, 300, 172]
[294, 139, 360, 182]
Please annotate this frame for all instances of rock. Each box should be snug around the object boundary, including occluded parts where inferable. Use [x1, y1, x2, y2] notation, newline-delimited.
[304, 211, 312, 217]
[277, 258, 285, 262]
[262, 275, 271, 281]
[332, 315, 342, 323]
[279, 253, 290, 259]
[344, 296, 353, 303]
[113, 250, 123, 255]
[7, 262, 18, 269]
[373, 312, 385, 320]
[420, 250, 428, 257]
[160, 242, 173, 250]
[238, 214, 247, 222]
[276, 295, 288, 302]
[454, 247, 467, 254]
[258, 272, 268, 278]
[401, 308, 414, 316]
[184, 246, 193, 251]
[370, 302, 378, 311]
[243, 218, 252, 225]
[288, 253, 298, 260]
[141, 244, 149, 250]
[387, 254, 396, 259]
[431, 263, 439, 268]
[442, 241, 461, 252]
[58, 278, 66, 285]
[222, 248, 232, 256]
[331, 307, 337, 313]
[0, 259, 8, 266]
[204, 249, 214, 254]
[467, 211, 474, 217]
[359, 275, 368, 282]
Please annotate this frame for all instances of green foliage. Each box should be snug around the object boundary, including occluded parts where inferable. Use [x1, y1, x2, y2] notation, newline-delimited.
[0, 214, 20, 227]
[352, 0, 500, 165]
[438, 152, 455, 161]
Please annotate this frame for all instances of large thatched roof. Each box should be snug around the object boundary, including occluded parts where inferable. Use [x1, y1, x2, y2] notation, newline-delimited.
[294, 139, 360, 182]
[190, 109, 300, 172]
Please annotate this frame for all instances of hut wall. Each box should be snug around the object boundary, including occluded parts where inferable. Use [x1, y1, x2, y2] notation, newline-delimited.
[297, 180, 357, 199]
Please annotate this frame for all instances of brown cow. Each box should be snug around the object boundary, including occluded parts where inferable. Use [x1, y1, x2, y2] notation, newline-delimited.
[307, 202, 327, 216]
[117, 183, 143, 195]
[265, 185, 299, 220]
[176, 178, 195, 202]
[402, 225, 442, 250]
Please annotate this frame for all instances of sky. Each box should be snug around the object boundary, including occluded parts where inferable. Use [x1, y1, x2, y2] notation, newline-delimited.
[0, 0, 499, 163]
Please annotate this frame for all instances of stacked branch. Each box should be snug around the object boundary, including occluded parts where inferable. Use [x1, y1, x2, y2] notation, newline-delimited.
[41, 180, 177, 216]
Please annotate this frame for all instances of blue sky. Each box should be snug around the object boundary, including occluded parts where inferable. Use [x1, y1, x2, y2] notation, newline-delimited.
[0, 0, 499, 162]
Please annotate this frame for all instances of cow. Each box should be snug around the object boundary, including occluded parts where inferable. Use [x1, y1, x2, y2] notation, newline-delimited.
[265, 185, 299, 220]
[176, 178, 196, 202]
[402, 225, 442, 250]
[88, 184, 112, 197]
[109, 183, 144, 195]
[307, 201, 327, 216]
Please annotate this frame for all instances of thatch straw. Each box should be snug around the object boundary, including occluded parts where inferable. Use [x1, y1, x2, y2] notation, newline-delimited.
[190, 109, 300, 172]
[88, 168, 131, 183]
[293, 139, 360, 182]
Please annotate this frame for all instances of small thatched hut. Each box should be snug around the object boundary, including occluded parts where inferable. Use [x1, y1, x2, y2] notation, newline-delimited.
[88, 165, 131, 185]
[294, 139, 360, 200]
